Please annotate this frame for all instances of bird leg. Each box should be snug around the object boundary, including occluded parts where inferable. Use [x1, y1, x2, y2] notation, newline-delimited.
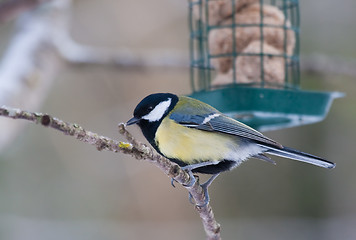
[180, 166, 197, 187]
[198, 173, 219, 207]
[187, 173, 220, 207]
[179, 161, 219, 187]
[171, 162, 220, 206]
[170, 170, 197, 188]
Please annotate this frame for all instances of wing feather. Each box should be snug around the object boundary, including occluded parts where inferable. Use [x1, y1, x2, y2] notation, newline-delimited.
[170, 112, 282, 148]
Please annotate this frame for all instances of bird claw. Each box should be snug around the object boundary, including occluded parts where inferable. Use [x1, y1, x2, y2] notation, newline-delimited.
[180, 166, 197, 187]
[170, 178, 177, 188]
[188, 192, 194, 205]
[186, 181, 210, 207]
[171, 166, 219, 207]
[170, 167, 197, 188]
[186, 174, 220, 207]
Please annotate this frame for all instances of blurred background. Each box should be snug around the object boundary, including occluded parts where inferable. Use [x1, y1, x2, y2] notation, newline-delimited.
[0, 0, 355, 239]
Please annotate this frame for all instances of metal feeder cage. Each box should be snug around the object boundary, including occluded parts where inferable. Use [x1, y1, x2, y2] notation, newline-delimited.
[188, 0, 342, 131]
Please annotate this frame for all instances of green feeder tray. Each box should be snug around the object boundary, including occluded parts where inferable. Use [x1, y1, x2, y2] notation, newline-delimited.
[189, 87, 344, 132]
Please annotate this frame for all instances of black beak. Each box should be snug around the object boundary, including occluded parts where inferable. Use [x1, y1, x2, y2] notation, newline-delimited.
[126, 117, 140, 126]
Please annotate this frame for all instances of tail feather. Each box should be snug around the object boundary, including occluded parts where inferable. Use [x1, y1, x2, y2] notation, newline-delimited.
[260, 145, 335, 169]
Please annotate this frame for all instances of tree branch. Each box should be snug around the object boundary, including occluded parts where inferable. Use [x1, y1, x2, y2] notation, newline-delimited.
[0, 105, 221, 240]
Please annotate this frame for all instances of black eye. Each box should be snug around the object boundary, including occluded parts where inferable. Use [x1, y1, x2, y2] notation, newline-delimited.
[148, 106, 153, 111]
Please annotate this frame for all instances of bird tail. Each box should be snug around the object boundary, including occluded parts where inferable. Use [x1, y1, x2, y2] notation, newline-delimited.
[260, 145, 335, 169]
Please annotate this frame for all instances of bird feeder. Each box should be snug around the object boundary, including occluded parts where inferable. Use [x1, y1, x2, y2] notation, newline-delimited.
[188, 0, 343, 131]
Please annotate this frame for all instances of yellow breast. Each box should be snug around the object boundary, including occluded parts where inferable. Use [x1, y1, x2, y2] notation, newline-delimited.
[155, 118, 236, 164]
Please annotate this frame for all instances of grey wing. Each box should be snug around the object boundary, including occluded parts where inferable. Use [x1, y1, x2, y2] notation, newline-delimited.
[170, 112, 282, 149]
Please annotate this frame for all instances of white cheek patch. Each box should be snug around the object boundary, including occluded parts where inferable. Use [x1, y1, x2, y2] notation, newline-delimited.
[142, 98, 172, 122]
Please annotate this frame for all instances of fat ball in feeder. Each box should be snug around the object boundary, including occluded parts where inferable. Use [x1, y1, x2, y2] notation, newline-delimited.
[188, 0, 343, 131]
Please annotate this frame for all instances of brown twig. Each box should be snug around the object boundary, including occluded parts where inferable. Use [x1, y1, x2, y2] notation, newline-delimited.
[0, 105, 221, 240]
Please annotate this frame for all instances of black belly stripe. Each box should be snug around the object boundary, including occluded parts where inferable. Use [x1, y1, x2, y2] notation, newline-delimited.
[192, 160, 238, 174]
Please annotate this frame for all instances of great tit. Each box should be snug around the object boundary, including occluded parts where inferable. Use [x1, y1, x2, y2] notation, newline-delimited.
[127, 93, 335, 205]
